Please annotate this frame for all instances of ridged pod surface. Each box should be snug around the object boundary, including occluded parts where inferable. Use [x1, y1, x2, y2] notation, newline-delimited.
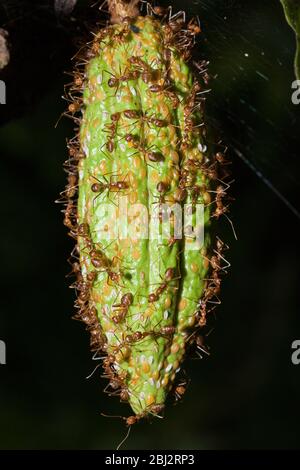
[61, 11, 229, 421]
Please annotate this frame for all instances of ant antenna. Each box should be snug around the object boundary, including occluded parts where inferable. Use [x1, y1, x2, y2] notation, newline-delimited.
[116, 425, 132, 450]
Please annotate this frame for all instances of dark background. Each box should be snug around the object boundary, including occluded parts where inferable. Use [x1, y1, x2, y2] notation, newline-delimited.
[0, 0, 299, 449]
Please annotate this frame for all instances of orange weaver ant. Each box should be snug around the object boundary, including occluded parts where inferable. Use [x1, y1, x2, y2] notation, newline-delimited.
[107, 69, 140, 88]
[209, 182, 237, 239]
[102, 403, 163, 430]
[173, 377, 190, 402]
[128, 56, 156, 84]
[124, 403, 165, 426]
[63, 201, 77, 234]
[181, 81, 202, 149]
[124, 133, 165, 164]
[106, 67, 140, 95]
[186, 18, 201, 36]
[123, 109, 168, 128]
[151, 180, 172, 222]
[77, 223, 122, 284]
[196, 237, 230, 326]
[78, 226, 130, 287]
[195, 334, 211, 358]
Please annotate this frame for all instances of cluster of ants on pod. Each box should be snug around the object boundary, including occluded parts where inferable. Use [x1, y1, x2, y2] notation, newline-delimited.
[57, 0, 234, 431]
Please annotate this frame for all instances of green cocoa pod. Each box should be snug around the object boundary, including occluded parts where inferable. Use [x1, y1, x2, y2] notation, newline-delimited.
[61, 6, 229, 422]
[281, 0, 300, 79]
